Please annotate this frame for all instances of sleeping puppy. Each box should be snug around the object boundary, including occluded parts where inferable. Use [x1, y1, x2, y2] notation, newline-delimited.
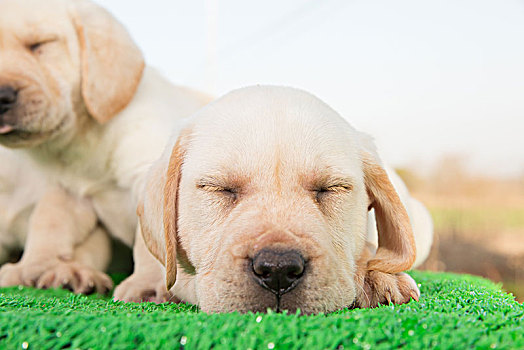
[136, 86, 434, 313]
[0, 148, 112, 293]
[0, 0, 209, 296]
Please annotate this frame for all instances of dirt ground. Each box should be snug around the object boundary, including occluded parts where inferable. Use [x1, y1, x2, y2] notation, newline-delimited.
[399, 159, 524, 302]
[418, 230, 524, 302]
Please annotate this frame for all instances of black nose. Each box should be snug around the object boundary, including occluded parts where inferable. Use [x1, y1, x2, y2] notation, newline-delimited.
[0, 86, 17, 115]
[251, 249, 305, 296]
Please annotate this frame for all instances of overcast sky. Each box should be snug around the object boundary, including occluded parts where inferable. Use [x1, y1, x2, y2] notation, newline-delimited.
[95, 0, 524, 178]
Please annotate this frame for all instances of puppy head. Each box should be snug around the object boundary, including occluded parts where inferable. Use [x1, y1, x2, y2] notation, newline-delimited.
[140, 86, 415, 314]
[0, 0, 143, 148]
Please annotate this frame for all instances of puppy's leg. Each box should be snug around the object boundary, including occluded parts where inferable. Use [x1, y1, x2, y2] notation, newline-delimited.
[113, 226, 171, 303]
[74, 226, 112, 272]
[353, 244, 420, 308]
[36, 226, 114, 294]
[0, 187, 112, 294]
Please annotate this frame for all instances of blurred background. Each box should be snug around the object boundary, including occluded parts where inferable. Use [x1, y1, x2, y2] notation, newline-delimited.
[96, 0, 524, 301]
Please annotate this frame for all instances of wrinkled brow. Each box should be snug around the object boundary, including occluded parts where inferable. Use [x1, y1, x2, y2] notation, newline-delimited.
[195, 173, 248, 190]
[302, 171, 355, 190]
[16, 28, 61, 43]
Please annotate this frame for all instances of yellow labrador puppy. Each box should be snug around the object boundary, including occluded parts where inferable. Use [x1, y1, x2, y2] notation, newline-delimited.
[0, 148, 112, 293]
[135, 86, 433, 313]
[0, 0, 209, 297]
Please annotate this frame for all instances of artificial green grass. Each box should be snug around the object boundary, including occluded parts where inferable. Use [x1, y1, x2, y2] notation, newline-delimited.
[0, 271, 522, 349]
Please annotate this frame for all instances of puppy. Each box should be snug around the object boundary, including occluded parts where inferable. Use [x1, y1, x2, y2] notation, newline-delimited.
[0, 148, 112, 293]
[0, 0, 209, 297]
[136, 86, 434, 313]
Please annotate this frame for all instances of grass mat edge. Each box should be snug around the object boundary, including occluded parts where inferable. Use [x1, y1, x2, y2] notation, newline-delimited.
[0, 271, 522, 349]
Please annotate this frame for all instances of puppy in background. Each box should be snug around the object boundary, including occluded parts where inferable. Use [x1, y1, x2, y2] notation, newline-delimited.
[0, 0, 209, 298]
[0, 148, 112, 293]
[135, 86, 433, 313]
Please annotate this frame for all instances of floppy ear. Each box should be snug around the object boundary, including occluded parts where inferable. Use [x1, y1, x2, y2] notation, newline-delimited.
[71, 0, 145, 123]
[162, 134, 188, 290]
[137, 130, 190, 291]
[137, 165, 168, 269]
[362, 151, 416, 273]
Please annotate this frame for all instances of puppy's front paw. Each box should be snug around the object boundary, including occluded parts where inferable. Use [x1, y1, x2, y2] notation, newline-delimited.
[0, 260, 113, 294]
[113, 273, 173, 303]
[36, 261, 113, 294]
[354, 271, 420, 308]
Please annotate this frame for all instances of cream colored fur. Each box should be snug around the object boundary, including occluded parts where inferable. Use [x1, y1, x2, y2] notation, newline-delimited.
[0, 148, 113, 293]
[133, 86, 434, 313]
[0, 0, 210, 295]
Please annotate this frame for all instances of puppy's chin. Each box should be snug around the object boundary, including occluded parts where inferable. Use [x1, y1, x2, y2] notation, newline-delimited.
[198, 285, 356, 315]
[0, 113, 71, 148]
[195, 267, 357, 314]
[0, 128, 55, 148]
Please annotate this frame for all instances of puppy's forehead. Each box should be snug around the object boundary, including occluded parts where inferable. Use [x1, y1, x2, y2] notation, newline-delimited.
[0, 0, 71, 33]
[185, 86, 362, 178]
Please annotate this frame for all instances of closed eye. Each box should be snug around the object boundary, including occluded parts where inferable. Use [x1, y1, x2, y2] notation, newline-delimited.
[197, 184, 238, 201]
[314, 184, 353, 202]
[27, 37, 59, 53]
[319, 185, 353, 193]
